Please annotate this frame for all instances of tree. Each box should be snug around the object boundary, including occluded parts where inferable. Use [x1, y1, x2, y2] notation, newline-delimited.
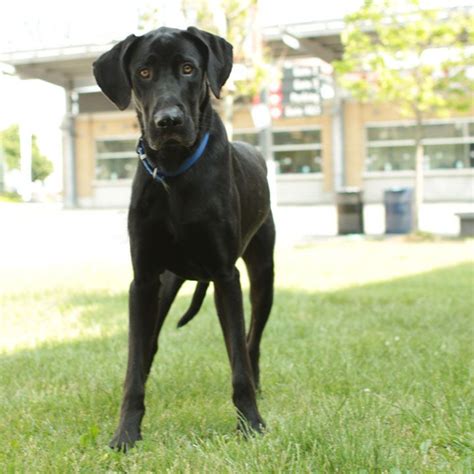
[31, 135, 54, 182]
[0, 124, 21, 170]
[0, 124, 54, 182]
[333, 0, 474, 231]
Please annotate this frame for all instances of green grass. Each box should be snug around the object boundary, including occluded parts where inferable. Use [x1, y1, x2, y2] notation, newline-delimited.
[0, 191, 21, 203]
[0, 245, 473, 472]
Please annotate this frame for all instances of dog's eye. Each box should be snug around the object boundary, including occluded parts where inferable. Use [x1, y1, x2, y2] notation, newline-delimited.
[182, 63, 194, 75]
[138, 68, 152, 80]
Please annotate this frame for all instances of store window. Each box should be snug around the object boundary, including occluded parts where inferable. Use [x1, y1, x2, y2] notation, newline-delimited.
[234, 127, 322, 174]
[95, 129, 324, 180]
[273, 129, 321, 146]
[366, 120, 474, 171]
[233, 131, 260, 148]
[95, 139, 136, 180]
[273, 149, 322, 174]
[273, 128, 322, 174]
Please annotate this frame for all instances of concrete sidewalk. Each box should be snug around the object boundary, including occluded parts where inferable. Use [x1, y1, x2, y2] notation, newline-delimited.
[0, 201, 472, 295]
[275, 202, 473, 242]
[0, 203, 129, 269]
[1, 201, 472, 272]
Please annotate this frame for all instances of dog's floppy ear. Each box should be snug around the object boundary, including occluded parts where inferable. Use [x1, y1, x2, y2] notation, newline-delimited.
[185, 27, 233, 99]
[93, 34, 139, 110]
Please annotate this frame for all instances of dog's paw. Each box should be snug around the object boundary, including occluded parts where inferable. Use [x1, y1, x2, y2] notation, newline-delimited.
[237, 416, 266, 438]
[109, 428, 142, 453]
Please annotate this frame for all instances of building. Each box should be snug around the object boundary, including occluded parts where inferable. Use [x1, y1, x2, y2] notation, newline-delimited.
[0, 16, 473, 210]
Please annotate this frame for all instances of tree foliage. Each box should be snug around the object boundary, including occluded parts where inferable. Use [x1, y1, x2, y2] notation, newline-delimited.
[333, 0, 474, 118]
[0, 124, 21, 171]
[333, 0, 473, 231]
[31, 135, 54, 182]
[0, 124, 54, 182]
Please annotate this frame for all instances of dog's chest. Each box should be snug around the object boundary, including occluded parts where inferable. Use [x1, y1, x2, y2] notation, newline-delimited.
[156, 216, 236, 281]
[131, 180, 238, 281]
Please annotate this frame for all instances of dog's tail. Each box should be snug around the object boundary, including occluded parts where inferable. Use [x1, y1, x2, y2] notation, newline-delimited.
[177, 281, 209, 328]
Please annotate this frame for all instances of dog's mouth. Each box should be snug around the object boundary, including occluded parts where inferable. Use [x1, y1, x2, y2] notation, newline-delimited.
[146, 126, 196, 151]
[147, 134, 185, 150]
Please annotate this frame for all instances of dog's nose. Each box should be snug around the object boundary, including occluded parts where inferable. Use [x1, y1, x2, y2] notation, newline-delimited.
[154, 106, 184, 128]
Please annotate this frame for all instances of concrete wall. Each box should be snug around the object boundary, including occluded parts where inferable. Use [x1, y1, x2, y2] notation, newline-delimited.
[78, 182, 132, 208]
[276, 174, 332, 205]
[363, 169, 474, 203]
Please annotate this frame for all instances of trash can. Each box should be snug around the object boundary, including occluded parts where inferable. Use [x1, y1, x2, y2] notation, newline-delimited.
[337, 189, 364, 235]
[384, 188, 414, 234]
[456, 212, 474, 237]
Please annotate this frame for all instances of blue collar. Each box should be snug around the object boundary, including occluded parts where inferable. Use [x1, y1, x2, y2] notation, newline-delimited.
[137, 132, 210, 184]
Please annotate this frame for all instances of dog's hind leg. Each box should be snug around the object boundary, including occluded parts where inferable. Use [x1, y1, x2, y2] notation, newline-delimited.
[158, 271, 185, 330]
[147, 270, 186, 362]
[214, 267, 265, 433]
[243, 213, 275, 392]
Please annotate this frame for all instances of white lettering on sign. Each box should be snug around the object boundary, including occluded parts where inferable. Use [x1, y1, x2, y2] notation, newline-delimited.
[289, 91, 320, 104]
[292, 79, 313, 91]
[304, 104, 321, 115]
[284, 104, 322, 117]
[284, 105, 304, 117]
[289, 66, 319, 78]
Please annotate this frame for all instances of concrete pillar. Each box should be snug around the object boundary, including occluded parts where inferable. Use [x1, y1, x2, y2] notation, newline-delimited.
[19, 122, 32, 202]
[63, 86, 77, 208]
[256, 88, 277, 209]
[332, 83, 345, 193]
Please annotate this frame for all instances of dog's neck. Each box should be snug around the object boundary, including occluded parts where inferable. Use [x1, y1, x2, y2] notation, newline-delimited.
[136, 101, 214, 177]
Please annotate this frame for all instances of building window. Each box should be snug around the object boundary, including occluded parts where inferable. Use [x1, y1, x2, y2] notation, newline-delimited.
[366, 120, 474, 171]
[272, 128, 322, 174]
[233, 131, 260, 148]
[273, 149, 322, 174]
[234, 127, 323, 174]
[95, 139, 136, 180]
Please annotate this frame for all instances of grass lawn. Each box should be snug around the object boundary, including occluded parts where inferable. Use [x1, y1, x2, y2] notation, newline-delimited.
[0, 240, 473, 472]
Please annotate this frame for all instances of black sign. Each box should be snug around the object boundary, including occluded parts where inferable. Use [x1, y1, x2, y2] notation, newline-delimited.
[281, 65, 321, 118]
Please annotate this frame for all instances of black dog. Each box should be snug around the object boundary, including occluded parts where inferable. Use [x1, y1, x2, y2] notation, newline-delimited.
[93, 26, 275, 451]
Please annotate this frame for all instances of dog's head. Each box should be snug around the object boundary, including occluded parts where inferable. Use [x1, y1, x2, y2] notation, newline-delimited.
[93, 27, 233, 150]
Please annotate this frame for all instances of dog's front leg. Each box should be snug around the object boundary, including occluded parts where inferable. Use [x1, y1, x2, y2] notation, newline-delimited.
[109, 275, 161, 451]
[214, 268, 266, 434]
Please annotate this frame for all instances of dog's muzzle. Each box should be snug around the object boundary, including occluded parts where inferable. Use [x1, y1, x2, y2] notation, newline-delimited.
[154, 106, 184, 129]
